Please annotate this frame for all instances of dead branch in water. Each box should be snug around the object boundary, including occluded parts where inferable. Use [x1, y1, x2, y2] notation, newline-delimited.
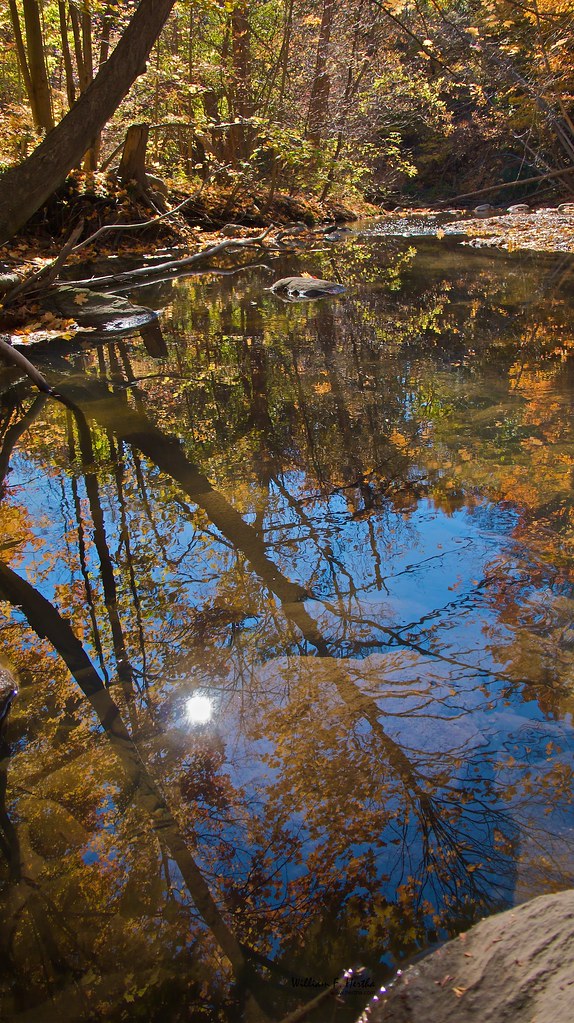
[438, 165, 574, 205]
[0, 334, 56, 394]
[66, 226, 276, 290]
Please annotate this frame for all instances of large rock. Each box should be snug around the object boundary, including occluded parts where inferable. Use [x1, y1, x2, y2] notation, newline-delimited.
[269, 276, 346, 301]
[46, 286, 157, 332]
[359, 890, 574, 1023]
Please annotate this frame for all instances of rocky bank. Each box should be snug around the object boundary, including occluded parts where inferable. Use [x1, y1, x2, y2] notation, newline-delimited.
[358, 889, 574, 1023]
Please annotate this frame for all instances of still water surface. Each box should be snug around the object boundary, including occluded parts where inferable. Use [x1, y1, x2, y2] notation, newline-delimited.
[1, 227, 574, 1021]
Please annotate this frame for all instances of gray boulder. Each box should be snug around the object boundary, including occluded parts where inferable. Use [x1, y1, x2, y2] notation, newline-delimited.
[269, 276, 345, 301]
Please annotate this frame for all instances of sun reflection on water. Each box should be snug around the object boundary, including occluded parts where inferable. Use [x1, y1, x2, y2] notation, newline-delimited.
[185, 693, 214, 725]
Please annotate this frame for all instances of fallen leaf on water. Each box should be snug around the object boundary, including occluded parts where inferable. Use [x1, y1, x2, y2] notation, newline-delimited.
[73, 292, 90, 305]
[453, 986, 467, 998]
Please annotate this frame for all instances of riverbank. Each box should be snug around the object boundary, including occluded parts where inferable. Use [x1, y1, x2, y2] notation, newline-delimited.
[443, 203, 574, 253]
[358, 889, 574, 1023]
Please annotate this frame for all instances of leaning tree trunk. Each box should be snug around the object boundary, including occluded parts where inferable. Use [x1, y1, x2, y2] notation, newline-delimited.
[0, 0, 177, 243]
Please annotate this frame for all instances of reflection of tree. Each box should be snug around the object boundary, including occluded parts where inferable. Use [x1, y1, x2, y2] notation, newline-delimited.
[68, 408, 137, 709]
[0, 560, 246, 959]
[1, 242, 574, 1016]
[253, 656, 518, 944]
[0, 394, 47, 496]
[44, 383, 522, 934]
[0, 666, 19, 883]
[0, 560, 284, 1021]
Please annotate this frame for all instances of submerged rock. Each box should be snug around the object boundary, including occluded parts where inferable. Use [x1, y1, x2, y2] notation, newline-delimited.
[473, 204, 498, 218]
[269, 276, 346, 301]
[358, 889, 574, 1023]
[46, 286, 158, 332]
[323, 225, 353, 241]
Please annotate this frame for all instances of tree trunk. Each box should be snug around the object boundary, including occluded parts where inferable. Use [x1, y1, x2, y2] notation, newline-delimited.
[69, 3, 87, 90]
[9, 0, 54, 131]
[70, 1, 98, 168]
[58, 1, 76, 108]
[8, 0, 35, 117]
[98, 4, 113, 66]
[0, 0, 177, 243]
[225, 2, 252, 163]
[22, 0, 54, 130]
[307, 0, 335, 145]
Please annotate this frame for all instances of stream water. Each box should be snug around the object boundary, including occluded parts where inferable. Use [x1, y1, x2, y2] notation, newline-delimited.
[1, 226, 574, 1022]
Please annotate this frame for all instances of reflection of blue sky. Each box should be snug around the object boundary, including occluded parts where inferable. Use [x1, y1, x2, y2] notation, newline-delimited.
[5, 423, 574, 928]
[8, 456, 514, 635]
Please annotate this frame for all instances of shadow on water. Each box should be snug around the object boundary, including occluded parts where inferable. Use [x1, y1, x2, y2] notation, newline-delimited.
[0, 232, 573, 1021]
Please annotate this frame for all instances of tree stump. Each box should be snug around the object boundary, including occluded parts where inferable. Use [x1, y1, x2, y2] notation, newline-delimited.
[117, 123, 150, 187]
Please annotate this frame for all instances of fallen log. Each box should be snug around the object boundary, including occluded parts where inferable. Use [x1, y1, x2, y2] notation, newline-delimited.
[3, 221, 84, 305]
[438, 165, 574, 206]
